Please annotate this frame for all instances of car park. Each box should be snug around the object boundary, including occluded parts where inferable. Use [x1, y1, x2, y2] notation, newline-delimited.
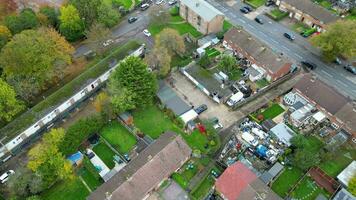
[128, 17, 138, 23]
[140, 3, 149, 11]
[0, 170, 15, 184]
[168, 0, 177, 5]
[143, 29, 151, 37]
[301, 61, 317, 70]
[194, 104, 208, 114]
[283, 32, 295, 41]
[254, 17, 263, 24]
[344, 65, 356, 75]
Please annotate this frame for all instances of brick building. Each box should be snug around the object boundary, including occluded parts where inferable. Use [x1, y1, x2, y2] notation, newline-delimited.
[276, 0, 339, 32]
[180, 0, 225, 35]
[223, 27, 293, 82]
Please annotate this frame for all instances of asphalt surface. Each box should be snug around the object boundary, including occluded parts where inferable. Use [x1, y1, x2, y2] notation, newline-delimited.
[207, 0, 356, 99]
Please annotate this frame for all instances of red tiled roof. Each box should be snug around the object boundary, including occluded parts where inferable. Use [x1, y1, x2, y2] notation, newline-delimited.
[215, 162, 257, 200]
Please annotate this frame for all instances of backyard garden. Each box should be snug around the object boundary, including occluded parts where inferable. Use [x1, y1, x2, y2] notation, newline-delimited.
[190, 165, 222, 200]
[268, 8, 289, 21]
[251, 102, 285, 123]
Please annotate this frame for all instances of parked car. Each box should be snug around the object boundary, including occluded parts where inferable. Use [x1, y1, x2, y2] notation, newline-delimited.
[244, 6, 253, 12]
[0, 170, 15, 184]
[140, 3, 150, 11]
[143, 29, 151, 37]
[283, 32, 295, 41]
[194, 104, 208, 114]
[240, 7, 249, 13]
[301, 61, 317, 70]
[265, 0, 274, 6]
[344, 65, 356, 75]
[156, 0, 164, 5]
[254, 17, 263, 24]
[128, 17, 138, 23]
[168, 0, 177, 5]
[103, 39, 114, 47]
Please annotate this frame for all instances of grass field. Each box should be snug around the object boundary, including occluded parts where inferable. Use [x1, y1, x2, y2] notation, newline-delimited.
[92, 141, 117, 169]
[269, 9, 289, 21]
[261, 103, 284, 119]
[320, 148, 355, 177]
[148, 17, 202, 38]
[223, 20, 233, 32]
[291, 176, 330, 200]
[245, 0, 266, 8]
[101, 121, 137, 154]
[79, 167, 103, 191]
[41, 178, 90, 200]
[133, 105, 183, 139]
[272, 167, 304, 198]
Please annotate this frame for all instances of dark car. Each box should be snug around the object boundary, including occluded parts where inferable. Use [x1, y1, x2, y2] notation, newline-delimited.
[244, 6, 253, 12]
[240, 7, 249, 13]
[265, 0, 274, 6]
[254, 17, 263, 24]
[283, 32, 295, 41]
[344, 65, 356, 75]
[128, 17, 138, 23]
[194, 104, 208, 114]
[301, 61, 317, 70]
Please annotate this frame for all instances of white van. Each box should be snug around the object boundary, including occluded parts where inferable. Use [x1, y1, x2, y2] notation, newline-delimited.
[226, 91, 244, 107]
[242, 132, 259, 146]
[0, 170, 15, 184]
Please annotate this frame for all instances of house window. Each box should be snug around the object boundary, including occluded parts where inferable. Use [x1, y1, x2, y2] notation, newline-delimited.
[197, 16, 201, 26]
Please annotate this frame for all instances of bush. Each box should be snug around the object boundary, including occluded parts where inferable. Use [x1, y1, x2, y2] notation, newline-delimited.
[216, 31, 224, 40]
[170, 6, 179, 16]
[59, 115, 105, 155]
[198, 54, 212, 68]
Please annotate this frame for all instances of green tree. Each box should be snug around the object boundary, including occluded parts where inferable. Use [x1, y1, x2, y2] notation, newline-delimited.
[0, 28, 74, 101]
[69, 0, 101, 27]
[311, 20, 356, 61]
[0, 25, 11, 50]
[145, 46, 172, 77]
[290, 134, 307, 149]
[59, 5, 85, 42]
[156, 28, 185, 56]
[0, 79, 24, 122]
[84, 22, 112, 54]
[4, 8, 39, 34]
[27, 128, 73, 186]
[198, 54, 212, 68]
[39, 6, 59, 28]
[108, 56, 158, 112]
[292, 149, 320, 171]
[349, 175, 356, 196]
[218, 55, 237, 73]
[97, 1, 120, 28]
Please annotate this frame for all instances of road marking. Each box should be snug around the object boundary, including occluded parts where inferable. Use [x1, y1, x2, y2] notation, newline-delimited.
[321, 70, 333, 78]
[336, 80, 348, 87]
[294, 53, 303, 59]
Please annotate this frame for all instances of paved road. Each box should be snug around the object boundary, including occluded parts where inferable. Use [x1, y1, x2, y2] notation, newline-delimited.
[207, 0, 356, 99]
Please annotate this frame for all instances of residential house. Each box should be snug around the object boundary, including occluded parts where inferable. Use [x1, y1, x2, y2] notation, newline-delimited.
[276, 0, 339, 31]
[180, 0, 225, 35]
[293, 74, 356, 138]
[215, 161, 282, 200]
[87, 132, 192, 200]
[224, 28, 293, 82]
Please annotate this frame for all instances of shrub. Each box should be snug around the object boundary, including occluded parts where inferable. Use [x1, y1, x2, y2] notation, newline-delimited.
[59, 115, 105, 155]
[198, 54, 212, 68]
[216, 31, 224, 40]
[170, 6, 179, 16]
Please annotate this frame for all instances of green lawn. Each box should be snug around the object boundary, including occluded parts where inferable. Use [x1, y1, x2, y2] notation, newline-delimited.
[92, 141, 116, 169]
[320, 149, 354, 177]
[269, 9, 289, 21]
[291, 176, 330, 200]
[255, 78, 269, 88]
[245, 0, 266, 8]
[172, 160, 200, 189]
[272, 167, 304, 198]
[148, 19, 202, 38]
[181, 130, 212, 153]
[133, 105, 183, 139]
[41, 178, 90, 200]
[223, 20, 233, 32]
[79, 167, 103, 191]
[101, 121, 137, 154]
[190, 166, 221, 200]
[261, 103, 284, 119]
[114, 0, 133, 9]
[205, 48, 221, 58]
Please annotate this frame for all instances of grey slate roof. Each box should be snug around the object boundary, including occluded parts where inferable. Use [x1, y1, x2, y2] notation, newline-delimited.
[281, 0, 339, 24]
[87, 132, 192, 200]
[157, 81, 191, 116]
[180, 0, 224, 21]
[224, 28, 292, 74]
[260, 162, 284, 184]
